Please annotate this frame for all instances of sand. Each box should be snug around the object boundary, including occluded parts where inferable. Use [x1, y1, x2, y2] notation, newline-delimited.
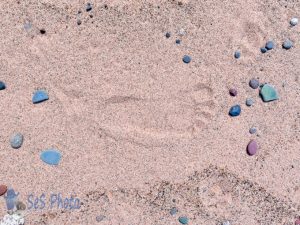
[0, 0, 299, 224]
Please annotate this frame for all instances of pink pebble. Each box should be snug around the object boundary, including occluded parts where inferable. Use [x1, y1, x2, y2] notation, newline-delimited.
[247, 140, 258, 156]
[295, 219, 300, 225]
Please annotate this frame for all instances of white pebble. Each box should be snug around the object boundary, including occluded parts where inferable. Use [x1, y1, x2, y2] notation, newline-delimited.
[0, 214, 24, 225]
[290, 17, 298, 26]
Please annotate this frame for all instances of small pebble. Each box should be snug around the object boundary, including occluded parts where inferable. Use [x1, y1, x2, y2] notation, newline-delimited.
[178, 28, 186, 36]
[249, 127, 257, 134]
[77, 19, 82, 25]
[260, 47, 267, 53]
[229, 105, 241, 117]
[170, 207, 178, 215]
[16, 201, 26, 211]
[178, 216, 189, 224]
[182, 55, 191, 64]
[246, 98, 254, 106]
[282, 39, 293, 49]
[229, 88, 237, 96]
[40, 149, 62, 165]
[295, 219, 300, 225]
[265, 41, 274, 50]
[0, 185, 7, 196]
[176, 39, 181, 44]
[32, 90, 49, 104]
[222, 221, 231, 225]
[10, 133, 24, 149]
[290, 17, 298, 26]
[249, 78, 260, 89]
[247, 140, 258, 156]
[86, 3, 92, 12]
[166, 32, 171, 38]
[24, 21, 32, 31]
[234, 51, 241, 59]
[260, 84, 279, 102]
[96, 215, 106, 222]
[0, 81, 6, 90]
[40, 29, 46, 34]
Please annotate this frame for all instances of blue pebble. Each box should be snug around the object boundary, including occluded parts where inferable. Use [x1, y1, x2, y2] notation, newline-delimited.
[40, 149, 62, 165]
[265, 41, 274, 50]
[182, 55, 191, 64]
[260, 47, 267, 53]
[170, 207, 178, 215]
[176, 39, 181, 44]
[178, 216, 189, 224]
[234, 51, 241, 59]
[282, 40, 293, 49]
[0, 81, 6, 90]
[229, 105, 241, 117]
[32, 90, 49, 104]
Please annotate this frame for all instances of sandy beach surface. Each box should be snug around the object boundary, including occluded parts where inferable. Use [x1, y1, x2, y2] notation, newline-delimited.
[0, 0, 299, 224]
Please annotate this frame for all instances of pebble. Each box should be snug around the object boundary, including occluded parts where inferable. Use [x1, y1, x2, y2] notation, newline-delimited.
[86, 3, 92, 12]
[246, 98, 254, 106]
[249, 78, 260, 89]
[249, 127, 257, 134]
[0, 214, 25, 225]
[229, 105, 241, 117]
[182, 55, 191, 64]
[260, 84, 279, 102]
[260, 47, 267, 53]
[247, 140, 258, 156]
[24, 21, 32, 31]
[77, 19, 82, 25]
[178, 28, 186, 36]
[178, 216, 189, 224]
[176, 39, 181, 44]
[40, 29, 46, 35]
[290, 17, 298, 26]
[32, 90, 49, 104]
[16, 201, 26, 211]
[96, 215, 106, 222]
[229, 88, 237, 96]
[282, 39, 293, 49]
[0, 185, 7, 196]
[0, 81, 6, 90]
[295, 219, 300, 225]
[234, 51, 241, 59]
[40, 149, 62, 165]
[10, 133, 24, 149]
[265, 41, 274, 50]
[166, 32, 171, 38]
[170, 207, 178, 215]
[222, 221, 231, 225]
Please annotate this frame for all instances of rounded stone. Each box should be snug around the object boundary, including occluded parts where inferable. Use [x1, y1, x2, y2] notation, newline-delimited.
[234, 51, 241, 59]
[246, 98, 254, 106]
[16, 201, 26, 211]
[0, 81, 6, 90]
[290, 17, 298, 26]
[10, 133, 24, 149]
[32, 90, 49, 104]
[40, 149, 62, 165]
[96, 215, 106, 222]
[229, 105, 241, 117]
[260, 47, 267, 53]
[170, 207, 178, 215]
[229, 88, 237, 96]
[249, 127, 257, 134]
[178, 216, 189, 224]
[176, 39, 181, 44]
[165, 32, 171, 38]
[247, 140, 258, 156]
[249, 78, 260, 89]
[265, 41, 274, 50]
[182, 55, 191, 64]
[282, 40, 293, 49]
[86, 3, 92, 12]
[0, 185, 7, 196]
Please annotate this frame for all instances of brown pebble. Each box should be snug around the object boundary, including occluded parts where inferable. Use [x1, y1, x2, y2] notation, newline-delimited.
[0, 185, 7, 196]
[16, 201, 26, 211]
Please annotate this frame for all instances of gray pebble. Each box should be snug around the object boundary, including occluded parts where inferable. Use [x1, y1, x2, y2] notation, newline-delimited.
[290, 17, 298, 26]
[249, 78, 259, 89]
[249, 127, 257, 134]
[282, 39, 293, 50]
[10, 133, 24, 149]
[222, 221, 231, 225]
[96, 215, 106, 222]
[170, 207, 178, 215]
[246, 98, 254, 106]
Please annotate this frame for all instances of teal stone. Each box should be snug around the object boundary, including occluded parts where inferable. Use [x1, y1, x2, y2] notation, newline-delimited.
[32, 90, 49, 104]
[260, 84, 279, 102]
[179, 216, 189, 224]
[40, 149, 62, 165]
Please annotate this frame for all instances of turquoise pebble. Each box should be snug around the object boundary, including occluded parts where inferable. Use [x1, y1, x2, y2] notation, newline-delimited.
[178, 216, 189, 224]
[32, 90, 49, 104]
[260, 84, 279, 102]
[40, 149, 62, 165]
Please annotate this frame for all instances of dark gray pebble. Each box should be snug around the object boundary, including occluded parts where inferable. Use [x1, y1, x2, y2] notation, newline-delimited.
[86, 3, 92, 12]
[246, 98, 254, 106]
[10, 133, 24, 149]
[260, 47, 267, 53]
[176, 39, 181, 44]
[234, 51, 241, 59]
[166, 32, 171, 38]
[229, 88, 237, 96]
[0, 81, 6, 90]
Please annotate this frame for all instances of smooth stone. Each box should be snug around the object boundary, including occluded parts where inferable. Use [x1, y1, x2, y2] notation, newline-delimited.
[176, 39, 181, 44]
[265, 41, 274, 50]
[246, 98, 254, 106]
[178, 216, 189, 224]
[247, 140, 258, 156]
[229, 105, 241, 117]
[32, 90, 49, 104]
[234, 51, 241, 59]
[0, 185, 7, 196]
[10, 133, 24, 149]
[282, 40, 293, 49]
[170, 207, 178, 215]
[165, 32, 171, 38]
[249, 79, 260, 89]
[96, 215, 106, 222]
[260, 84, 279, 102]
[86, 3, 92, 11]
[290, 17, 298, 26]
[0, 81, 6, 90]
[229, 88, 237, 96]
[222, 221, 231, 225]
[249, 127, 257, 134]
[260, 47, 267, 53]
[40, 149, 62, 165]
[182, 55, 191, 64]
[16, 201, 26, 211]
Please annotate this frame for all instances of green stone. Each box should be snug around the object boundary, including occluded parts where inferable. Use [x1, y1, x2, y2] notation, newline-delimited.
[260, 84, 279, 102]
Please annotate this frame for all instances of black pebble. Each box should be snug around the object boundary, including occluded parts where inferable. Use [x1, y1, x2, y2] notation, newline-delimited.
[176, 39, 181, 44]
[166, 32, 171, 38]
[86, 3, 92, 12]
[40, 29, 46, 34]
[77, 20, 82, 25]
